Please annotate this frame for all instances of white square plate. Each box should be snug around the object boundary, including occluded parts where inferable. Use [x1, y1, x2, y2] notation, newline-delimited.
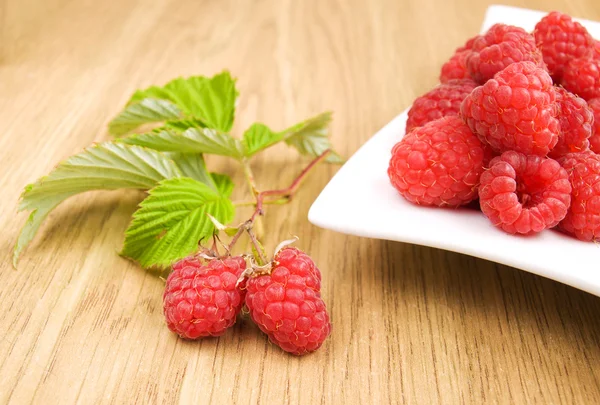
[309, 5, 600, 296]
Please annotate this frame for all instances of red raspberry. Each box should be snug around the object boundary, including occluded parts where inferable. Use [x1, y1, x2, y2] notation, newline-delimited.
[558, 152, 600, 241]
[461, 61, 559, 156]
[588, 98, 600, 153]
[388, 116, 489, 207]
[561, 57, 600, 101]
[245, 247, 331, 356]
[549, 87, 593, 158]
[440, 35, 480, 83]
[163, 255, 246, 339]
[440, 51, 471, 83]
[479, 151, 571, 235]
[466, 24, 544, 84]
[534, 11, 595, 80]
[406, 79, 477, 133]
[456, 34, 480, 53]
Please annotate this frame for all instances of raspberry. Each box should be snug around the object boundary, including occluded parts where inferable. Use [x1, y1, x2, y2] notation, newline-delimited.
[461, 61, 559, 156]
[440, 51, 471, 83]
[549, 87, 593, 158]
[534, 11, 595, 80]
[406, 79, 477, 133]
[561, 57, 600, 101]
[245, 247, 331, 355]
[466, 24, 544, 84]
[558, 152, 600, 241]
[440, 35, 480, 83]
[163, 255, 246, 339]
[388, 116, 489, 207]
[588, 98, 600, 153]
[479, 151, 571, 235]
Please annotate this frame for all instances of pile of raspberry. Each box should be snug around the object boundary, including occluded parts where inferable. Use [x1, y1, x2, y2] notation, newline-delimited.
[162, 247, 331, 356]
[388, 11, 600, 241]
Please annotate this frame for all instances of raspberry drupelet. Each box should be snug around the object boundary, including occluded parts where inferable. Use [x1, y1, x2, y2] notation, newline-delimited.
[561, 57, 600, 101]
[440, 34, 480, 83]
[588, 98, 600, 153]
[558, 152, 600, 241]
[534, 11, 595, 80]
[479, 151, 571, 235]
[461, 61, 559, 156]
[467, 23, 545, 84]
[549, 87, 593, 158]
[245, 247, 331, 356]
[163, 255, 246, 339]
[389, 116, 490, 207]
[406, 79, 477, 133]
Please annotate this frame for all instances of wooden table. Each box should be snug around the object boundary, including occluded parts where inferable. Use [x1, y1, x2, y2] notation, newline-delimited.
[2, 0, 600, 403]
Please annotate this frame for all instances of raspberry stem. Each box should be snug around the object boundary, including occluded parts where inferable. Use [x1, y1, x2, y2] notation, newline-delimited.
[226, 149, 331, 259]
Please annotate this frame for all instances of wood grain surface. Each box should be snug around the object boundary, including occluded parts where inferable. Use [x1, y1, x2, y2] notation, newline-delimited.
[2, 0, 600, 403]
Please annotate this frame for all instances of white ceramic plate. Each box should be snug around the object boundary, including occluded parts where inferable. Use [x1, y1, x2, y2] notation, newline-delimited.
[309, 5, 600, 296]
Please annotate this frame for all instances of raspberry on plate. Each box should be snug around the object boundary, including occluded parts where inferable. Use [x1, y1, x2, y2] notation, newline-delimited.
[588, 98, 600, 153]
[440, 51, 471, 83]
[245, 247, 331, 356]
[467, 23, 544, 84]
[440, 34, 480, 83]
[558, 152, 600, 241]
[561, 57, 600, 101]
[534, 11, 595, 80]
[479, 151, 571, 235]
[461, 61, 560, 156]
[388, 115, 490, 207]
[406, 79, 477, 133]
[549, 87, 593, 158]
[163, 256, 246, 339]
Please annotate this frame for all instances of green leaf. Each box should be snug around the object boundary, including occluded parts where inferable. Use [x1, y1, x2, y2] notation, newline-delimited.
[119, 127, 244, 159]
[14, 143, 182, 266]
[210, 173, 234, 197]
[121, 177, 235, 268]
[109, 71, 238, 135]
[242, 123, 283, 156]
[108, 99, 182, 136]
[169, 153, 215, 188]
[282, 112, 343, 163]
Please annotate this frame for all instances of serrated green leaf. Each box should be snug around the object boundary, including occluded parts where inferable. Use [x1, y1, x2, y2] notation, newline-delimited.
[14, 143, 182, 266]
[119, 127, 244, 158]
[210, 173, 234, 197]
[108, 98, 183, 136]
[109, 71, 238, 135]
[169, 153, 215, 188]
[282, 112, 343, 163]
[121, 177, 234, 268]
[242, 123, 283, 157]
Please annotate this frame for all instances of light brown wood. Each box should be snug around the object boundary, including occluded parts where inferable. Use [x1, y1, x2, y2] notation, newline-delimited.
[2, 0, 600, 403]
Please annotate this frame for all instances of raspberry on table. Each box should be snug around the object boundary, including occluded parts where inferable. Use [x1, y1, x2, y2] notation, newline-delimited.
[388, 116, 490, 207]
[549, 87, 593, 158]
[245, 247, 330, 356]
[467, 24, 544, 84]
[558, 152, 600, 241]
[406, 79, 477, 133]
[561, 57, 600, 101]
[163, 255, 246, 339]
[588, 98, 600, 153]
[479, 151, 571, 235]
[461, 61, 560, 156]
[534, 11, 595, 80]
